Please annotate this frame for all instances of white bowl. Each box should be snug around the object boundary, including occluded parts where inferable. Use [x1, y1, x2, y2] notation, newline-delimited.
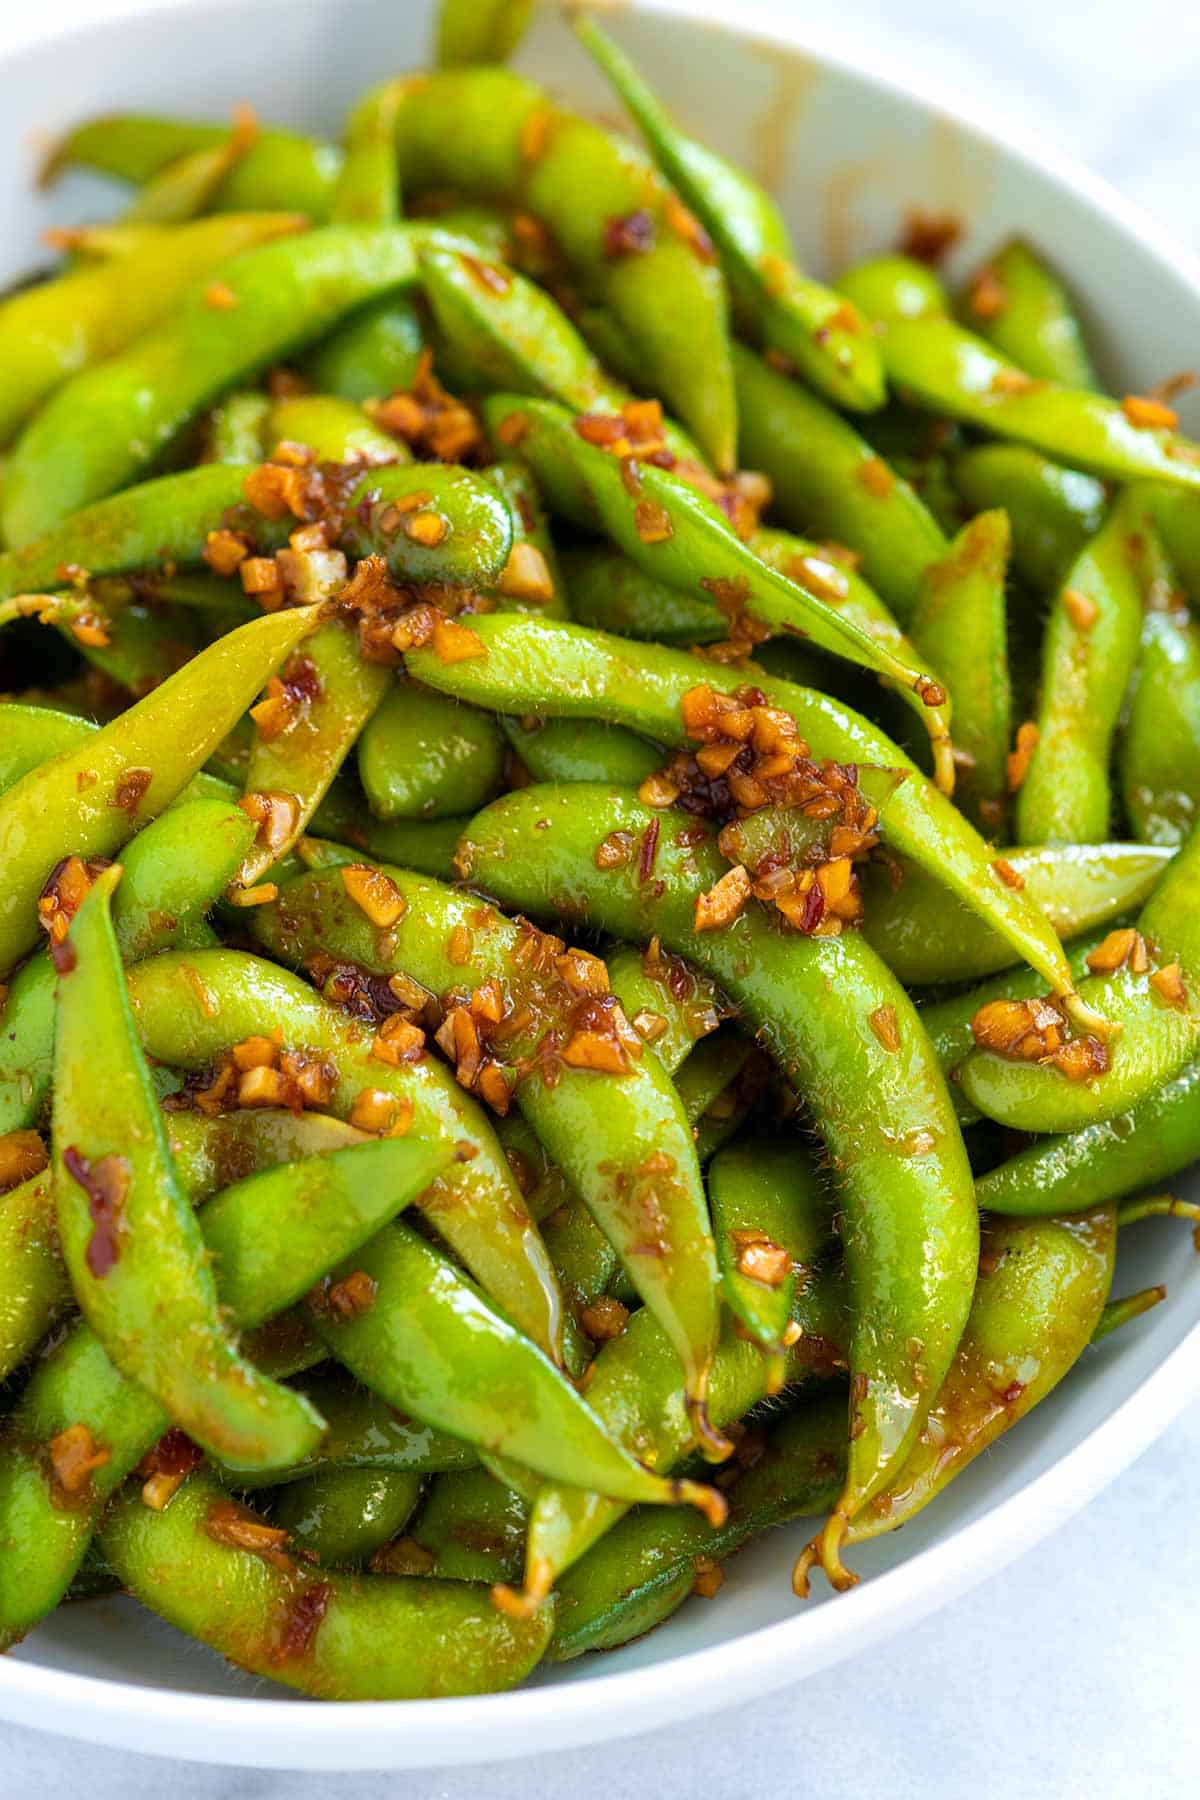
[1, 0, 1198, 1770]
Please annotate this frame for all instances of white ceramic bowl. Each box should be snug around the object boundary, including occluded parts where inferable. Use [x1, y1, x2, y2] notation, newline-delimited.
[1, 0, 1198, 1770]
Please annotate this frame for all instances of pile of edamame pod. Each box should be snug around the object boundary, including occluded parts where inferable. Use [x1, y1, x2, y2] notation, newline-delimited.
[0, 0, 1197, 1702]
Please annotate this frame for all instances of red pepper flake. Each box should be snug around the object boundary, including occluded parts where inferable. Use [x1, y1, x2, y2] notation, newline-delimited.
[603, 209, 656, 258]
[272, 1580, 332, 1664]
[111, 766, 152, 818]
[325, 1269, 378, 1318]
[637, 817, 661, 885]
[62, 1146, 130, 1278]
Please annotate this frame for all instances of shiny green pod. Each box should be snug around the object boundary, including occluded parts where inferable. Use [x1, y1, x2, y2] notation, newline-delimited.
[357, 681, 506, 821]
[860, 841, 1173, 986]
[0, 604, 316, 979]
[406, 612, 1101, 1019]
[960, 237, 1099, 389]
[436, 0, 537, 64]
[304, 294, 426, 402]
[270, 1467, 424, 1568]
[4, 226, 424, 543]
[951, 444, 1107, 594]
[501, 715, 662, 787]
[99, 1471, 554, 1699]
[732, 342, 947, 621]
[459, 783, 978, 1577]
[960, 815, 1200, 1131]
[410, 1466, 530, 1583]
[1120, 512, 1200, 846]
[1016, 488, 1148, 845]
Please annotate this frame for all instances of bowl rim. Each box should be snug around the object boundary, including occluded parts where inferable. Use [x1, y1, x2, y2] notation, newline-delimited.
[3, 0, 1200, 1768]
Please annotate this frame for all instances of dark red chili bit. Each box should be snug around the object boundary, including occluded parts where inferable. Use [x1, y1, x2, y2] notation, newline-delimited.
[603, 209, 656, 258]
[136, 1427, 203, 1483]
[637, 817, 661, 885]
[110, 767, 152, 818]
[272, 1580, 333, 1664]
[62, 1146, 130, 1278]
[50, 938, 78, 975]
[798, 881, 825, 934]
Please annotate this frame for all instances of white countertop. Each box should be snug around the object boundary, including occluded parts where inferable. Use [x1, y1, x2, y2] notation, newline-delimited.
[2, 1, 1198, 1793]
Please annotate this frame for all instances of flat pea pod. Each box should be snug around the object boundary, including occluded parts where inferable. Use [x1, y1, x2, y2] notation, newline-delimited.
[574, 15, 882, 413]
[207, 389, 271, 462]
[732, 342, 947, 622]
[304, 294, 426, 403]
[436, 0, 536, 64]
[45, 116, 342, 219]
[262, 392, 406, 464]
[0, 604, 317, 978]
[959, 238, 1099, 390]
[306, 1217, 724, 1516]
[860, 842, 1173, 986]
[484, 396, 955, 786]
[0, 1131, 446, 1649]
[845, 271, 1200, 491]
[908, 511, 1012, 831]
[838, 254, 949, 324]
[959, 816, 1200, 1132]
[0, 464, 290, 603]
[1016, 488, 1148, 845]
[357, 680, 506, 821]
[252, 860, 721, 1425]
[550, 1394, 845, 1661]
[0, 213, 304, 449]
[1119, 520, 1200, 846]
[51, 867, 323, 1470]
[0, 792, 256, 1136]
[419, 243, 616, 410]
[410, 1466, 530, 1583]
[407, 613, 1101, 1022]
[951, 444, 1107, 594]
[241, 623, 393, 883]
[605, 941, 725, 1076]
[500, 1264, 847, 1610]
[460, 784, 977, 1579]
[127, 948, 569, 1367]
[230, 1365, 478, 1492]
[115, 122, 260, 226]
[501, 715, 661, 788]
[270, 1467, 424, 1569]
[707, 1137, 835, 1388]
[394, 70, 736, 471]
[4, 226, 424, 543]
[975, 1058, 1200, 1217]
[163, 1106, 367, 1205]
[100, 1470, 553, 1699]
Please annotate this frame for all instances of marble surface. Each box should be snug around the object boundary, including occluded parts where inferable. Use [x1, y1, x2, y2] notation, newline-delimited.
[2, 0, 1199, 1793]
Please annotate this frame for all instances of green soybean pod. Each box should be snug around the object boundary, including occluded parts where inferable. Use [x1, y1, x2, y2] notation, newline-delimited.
[304, 294, 426, 403]
[550, 1393, 846, 1661]
[908, 510, 1012, 831]
[51, 867, 325, 1472]
[270, 1467, 424, 1568]
[860, 841, 1173, 986]
[733, 343, 947, 622]
[357, 680, 506, 820]
[974, 1059, 1200, 1217]
[0, 604, 317, 977]
[562, 544, 725, 645]
[1120, 508, 1200, 846]
[951, 444, 1107, 594]
[100, 1471, 553, 1699]
[436, 0, 537, 64]
[207, 388, 271, 462]
[45, 114, 342, 214]
[1016, 487, 1148, 845]
[959, 238, 1099, 389]
[409, 1466, 530, 1583]
[501, 715, 661, 787]
[4, 225, 423, 543]
[262, 392, 406, 464]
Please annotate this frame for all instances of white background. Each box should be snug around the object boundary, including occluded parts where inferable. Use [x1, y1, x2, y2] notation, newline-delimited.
[2, 1, 1199, 1794]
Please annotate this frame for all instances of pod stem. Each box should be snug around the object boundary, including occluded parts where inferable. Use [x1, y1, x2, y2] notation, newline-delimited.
[1091, 1286, 1167, 1343]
